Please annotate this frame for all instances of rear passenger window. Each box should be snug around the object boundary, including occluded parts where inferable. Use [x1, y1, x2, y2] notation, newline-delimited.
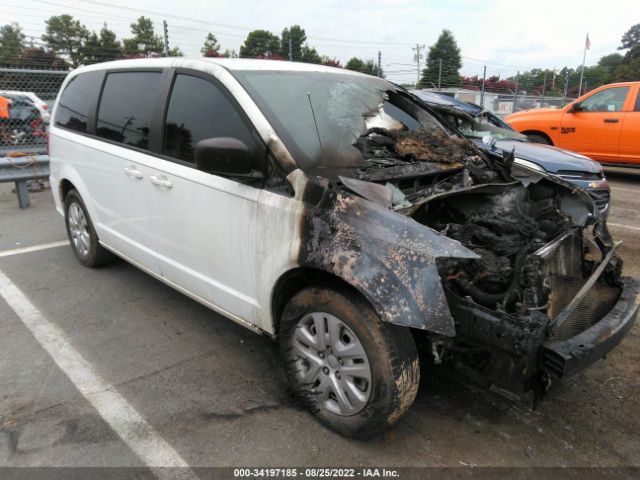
[96, 72, 161, 150]
[162, 74, 254, 163]
[55, 71, 102, 133]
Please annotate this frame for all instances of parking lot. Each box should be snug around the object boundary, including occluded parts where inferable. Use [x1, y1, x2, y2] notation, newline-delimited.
[0, 169, 639, 473]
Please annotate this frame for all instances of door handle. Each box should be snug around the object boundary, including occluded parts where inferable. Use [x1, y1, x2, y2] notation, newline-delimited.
[603, 118, 619, 123]
[124, 165, 144, 179]
[150, 174, 173, 189]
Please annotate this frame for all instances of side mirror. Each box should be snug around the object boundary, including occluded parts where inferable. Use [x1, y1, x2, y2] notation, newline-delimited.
[568, 102, 583, 113]
[195, 137, 252, 176]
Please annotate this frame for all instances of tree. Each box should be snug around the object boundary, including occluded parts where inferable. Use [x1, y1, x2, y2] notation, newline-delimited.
[345, 57, 380, 76]
[97, 23, 122, 61]
[42, 15, 89, 67]
[280, 25, 306, 61]
[223, 49, 238, 58]
[239, 30, 280, 58]
[201, 33, 220, 56]
[0, 23, 25, 66]
[167, 46, 183, 57]
[612, 57, 640, 81]
[21, 47, 66, 69]
[419, 29, 462, 88]
[82, 24, 122, 64]
[301, 45, 322, 64]
[598, 53, 624, 74]
[123, 16, 164, 57]
[619, 23, 640, 62]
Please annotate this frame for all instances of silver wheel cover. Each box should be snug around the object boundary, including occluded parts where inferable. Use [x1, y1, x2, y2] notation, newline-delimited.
[68, 202, 90, 257]
[292, 312, 372, 416]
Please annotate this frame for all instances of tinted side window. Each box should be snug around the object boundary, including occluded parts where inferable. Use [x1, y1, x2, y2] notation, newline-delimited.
[97, 72, 162, 150]
[635, 89, 640, 112]
[163, 74, 254, 163]
[55, 71, 102, 133]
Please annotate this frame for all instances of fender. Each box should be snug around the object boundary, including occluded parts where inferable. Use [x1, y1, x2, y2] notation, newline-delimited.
[292, 171, 479, 337]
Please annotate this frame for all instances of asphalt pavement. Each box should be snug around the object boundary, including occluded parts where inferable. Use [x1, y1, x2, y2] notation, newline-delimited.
[0, 170, 638, 475]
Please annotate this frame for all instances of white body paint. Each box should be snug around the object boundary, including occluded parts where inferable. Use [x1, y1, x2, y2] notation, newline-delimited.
[49, 58, 314, 335]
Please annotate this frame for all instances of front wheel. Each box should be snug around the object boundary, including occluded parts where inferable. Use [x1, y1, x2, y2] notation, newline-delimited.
[279, 287, 420, 438]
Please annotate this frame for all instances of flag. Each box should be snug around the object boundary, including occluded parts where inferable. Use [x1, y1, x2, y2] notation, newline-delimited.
[585, 34, 591, 50]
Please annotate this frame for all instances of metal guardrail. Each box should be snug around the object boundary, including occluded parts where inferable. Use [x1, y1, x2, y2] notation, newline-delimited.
[0, 154, 50, 208]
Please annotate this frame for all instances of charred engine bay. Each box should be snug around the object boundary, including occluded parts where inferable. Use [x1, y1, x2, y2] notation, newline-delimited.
[340, 126, 618, 318]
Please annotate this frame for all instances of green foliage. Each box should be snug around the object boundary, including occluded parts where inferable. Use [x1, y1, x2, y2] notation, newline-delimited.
[201, 33, 220, 55]
[223, 49, 238, 58]
[239, 30, 280, 58]
[619, 23, 640, 62]
[612, 58, 640, 81]
[420, 29, 462, 88]
[280, 25, 306, 60]
[42, 15, 89, 67]
[123, 16, 164, 57]
[0, 23, 25, 66]
[97, 24, 122, 60]
[301, 45, 322, 64]
[345, 57, 381, 76]
[598, 53, 624, 74]
[167, 46, 183, 57]
[83, 23, 122, 64]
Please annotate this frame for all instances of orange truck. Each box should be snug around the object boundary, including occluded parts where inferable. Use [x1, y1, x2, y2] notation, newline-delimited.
[505, 81, 640, 166]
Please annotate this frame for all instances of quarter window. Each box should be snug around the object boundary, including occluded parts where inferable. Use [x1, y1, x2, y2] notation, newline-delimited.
[162, 74, 254, 163]
[96, 71, 162, 150]
[580, 87, 630, 112]
[54, 71, 102, 133]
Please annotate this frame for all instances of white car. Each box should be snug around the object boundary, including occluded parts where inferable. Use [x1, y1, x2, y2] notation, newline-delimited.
[0, 90, 51, 122]
[49, 58, 638, 438]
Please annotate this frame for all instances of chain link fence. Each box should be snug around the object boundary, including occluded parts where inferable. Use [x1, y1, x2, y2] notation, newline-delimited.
[0, 68, 69, 155]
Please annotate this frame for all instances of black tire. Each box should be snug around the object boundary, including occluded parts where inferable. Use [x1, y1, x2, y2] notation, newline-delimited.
[279, 286, 420, 438]
[64, 189, 115, 267]
[526, 133, 552, 145]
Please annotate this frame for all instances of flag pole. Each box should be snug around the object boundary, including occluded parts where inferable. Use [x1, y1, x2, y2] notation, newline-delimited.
[578, 33, 589, 97]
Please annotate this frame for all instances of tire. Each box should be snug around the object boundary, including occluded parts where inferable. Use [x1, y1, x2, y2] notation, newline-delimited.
[526, 133, 552, 145]
[64, 189, 115, 267]
[279, 286, 420, 438]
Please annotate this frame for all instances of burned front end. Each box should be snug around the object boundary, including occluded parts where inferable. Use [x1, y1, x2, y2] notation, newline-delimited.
[346, 125, 639, 401]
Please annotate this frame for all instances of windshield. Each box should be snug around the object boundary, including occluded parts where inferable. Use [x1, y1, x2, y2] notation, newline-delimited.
[233, 70, 449, 172]
[461, 116, 527, 141]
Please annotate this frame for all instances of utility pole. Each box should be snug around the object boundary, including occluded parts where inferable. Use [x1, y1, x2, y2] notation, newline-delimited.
[564, 70, 570, 101]
[412, 43, 425, 86]
[162, 20, 169, 56]
[437, 58, 443, 91]
[540, 71, 547, 108]
[513, 71, 520, 112]
[288, 37, 293, 61]
[377, 50, 382, 77]
[578, 33, 589, 97]
[480, 64, 487, 108]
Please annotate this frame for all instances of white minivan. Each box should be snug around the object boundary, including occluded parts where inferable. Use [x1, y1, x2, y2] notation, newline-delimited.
[50, 58, 638, 438]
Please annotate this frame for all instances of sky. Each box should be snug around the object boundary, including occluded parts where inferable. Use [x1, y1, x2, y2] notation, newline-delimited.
[2, 0, 637, 84]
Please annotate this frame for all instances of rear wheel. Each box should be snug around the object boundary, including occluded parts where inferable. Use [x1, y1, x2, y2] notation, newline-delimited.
[526, 133, 552, 145]
[64, 189, 115, 267]
[279, 286, 420, 438]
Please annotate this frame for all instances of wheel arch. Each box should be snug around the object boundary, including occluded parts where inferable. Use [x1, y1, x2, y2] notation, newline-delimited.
[522, 130, 554, 145]
[271, 267, 371, 337]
